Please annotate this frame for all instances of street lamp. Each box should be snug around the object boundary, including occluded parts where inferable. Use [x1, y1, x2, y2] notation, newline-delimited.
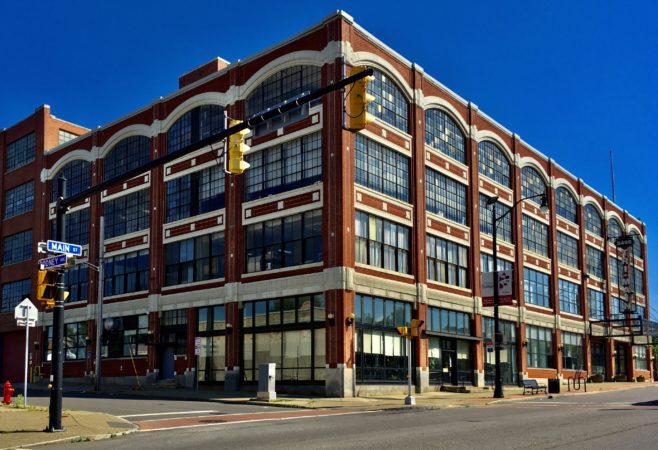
[486, 192, 548, 399]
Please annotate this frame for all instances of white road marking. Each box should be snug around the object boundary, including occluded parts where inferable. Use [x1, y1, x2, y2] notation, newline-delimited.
[119, 410, 219, 418]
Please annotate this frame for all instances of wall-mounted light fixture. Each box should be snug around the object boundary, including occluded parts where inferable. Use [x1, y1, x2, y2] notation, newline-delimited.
[558, 345, 564, 352]
[327, 313, 335, 320]
[346, 313, 355, 326]
[226, 322, 233, 330]
[522, 340, 528, 347]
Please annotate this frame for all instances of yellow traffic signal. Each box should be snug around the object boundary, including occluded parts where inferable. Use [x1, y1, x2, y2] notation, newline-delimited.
[410, 319, 424, 337]
[396, 326, 409, 337]
[37, 270, 57, 307]
[348, 66, 375, 131]
[227, 119, 250, 175]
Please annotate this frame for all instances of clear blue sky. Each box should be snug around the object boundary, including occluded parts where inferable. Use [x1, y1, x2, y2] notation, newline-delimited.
[2, 1, 657, 316]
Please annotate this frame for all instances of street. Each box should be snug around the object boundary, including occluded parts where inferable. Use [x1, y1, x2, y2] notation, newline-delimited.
[35, 386, 658, 449]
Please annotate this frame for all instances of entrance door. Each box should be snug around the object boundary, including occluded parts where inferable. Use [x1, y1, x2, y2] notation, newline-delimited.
[440, 339, 458, 385]
[615, 344, 627, 379]
[160, 346, 175, 379]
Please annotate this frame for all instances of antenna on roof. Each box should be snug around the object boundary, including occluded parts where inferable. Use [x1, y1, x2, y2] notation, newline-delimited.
[610, 149, 616, 203]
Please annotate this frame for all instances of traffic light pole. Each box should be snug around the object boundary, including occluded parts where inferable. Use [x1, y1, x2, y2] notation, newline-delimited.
[48, 177, 67, 432]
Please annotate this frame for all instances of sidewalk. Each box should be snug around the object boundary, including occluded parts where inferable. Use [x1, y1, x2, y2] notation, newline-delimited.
[0, 381, 653, 449]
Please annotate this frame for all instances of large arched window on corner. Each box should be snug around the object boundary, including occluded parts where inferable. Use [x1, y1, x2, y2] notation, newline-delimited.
[367, 69, 408, 133]
[478, 141, 511, 188]
[608, 218, 623, 242]
[555, 186, 577, 223]
[246, 65, 321, 137]
[425, 109, 465, 163]
[51, 160, 91, 201]
[521, 166, 547, 204]
[104, 135, 151, 181]
[584, 204, 602, 236]
[167, 105, 225, 154]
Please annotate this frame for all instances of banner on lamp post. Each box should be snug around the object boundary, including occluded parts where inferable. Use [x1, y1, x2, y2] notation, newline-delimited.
[481, 270, 513, 307]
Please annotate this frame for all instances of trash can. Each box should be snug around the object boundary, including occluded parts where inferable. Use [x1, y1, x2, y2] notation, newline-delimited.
[548, 378, 560, 394]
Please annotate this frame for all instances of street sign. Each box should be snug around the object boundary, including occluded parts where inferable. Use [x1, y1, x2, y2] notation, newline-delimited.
[481, 270, 513, 307]
[486, 340, 494, 353]
[615, 235, 634, 249]
[47, 240, 82, 256]
[194, 337, 202, 356]
[15, 298, 38, 322]
[39, 254, 68, 269]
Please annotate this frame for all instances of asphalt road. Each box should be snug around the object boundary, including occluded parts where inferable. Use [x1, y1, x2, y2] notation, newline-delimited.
[42, 386, 658, 450]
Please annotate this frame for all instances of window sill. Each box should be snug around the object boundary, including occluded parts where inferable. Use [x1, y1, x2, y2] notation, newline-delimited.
[242, 261, 323, 279]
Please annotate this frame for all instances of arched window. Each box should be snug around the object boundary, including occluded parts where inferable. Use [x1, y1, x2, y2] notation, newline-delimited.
[51, 160, 91, 201]
[632, 235, 643, 259]
[246, 65, 321, 137]
[478, 141, 511, 187]
[555, 186, 577, 223]
[167, 105, 225, 154]
[521, 166, 547, 204]
[104, 136, 150, 181]
[367, 69, 408, 133]
[584, 204, 602, 236]
[608, 218, 623, 242]
[424, 109, 465, 163]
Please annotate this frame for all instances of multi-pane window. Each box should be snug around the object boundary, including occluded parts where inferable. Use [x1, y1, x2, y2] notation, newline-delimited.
[521, 166, 546, 204]
[3, 230, 32, 265]
[635, 346, 647, 370]
[367, 69, 408, 132]
[427, 307, 471, 336]
[526, 325, 553, 368]
[166, 164, 225, 222]
[426, 235, 469, 288]
[104, 250, 149, 296]
[160, 309, 188, 356]
[355, 211, 410, 274]
[584, 204, 602, 236]
[609, 256, 621, 285]
[355, 135, 409, 202]
[561, 332, 583, 370]
[586, 245, 604, 279]
[0, 279, 31, 313]
[355, 294, 411, 382]
[51, 208, 90, 246]
[632, 236, 643, 259]
[242, 294, 325, 381]
[58, 129, 79, 145]
[559, 279, 581, 315]
[245, 132, 322, 201]
[6, 133, 35, 172]
[634, 268, 644, 295]
[478, 141, 511, 187]
[102, 315, 148, 358]
[523, 267, 550, 308]
[164, 232, 225, 286]
[246, 65, 321, 137]
[51, 160, 91, 201]
[612, 296, 628, 316]
[65, 322, 88, 360]
[557, 232, 579, 268]
[636, 304, 645, 319]
[556, 187, 577, 223]
[587, 288, 604, 320]
[104, 189, 150, 239]
[103, 135, 150, 181]
[167, 104, 225, 154]
[424, 109, 465, 163]
[5, 182, 34, 218]
[522, 215, 549, 256]
[196, 306, 226, 382]
[64, 264, 88, 303]
[480, 254, 514, 272]
[608, 219, 623, 242]
[425, 168, 467, 224]
[245, 210, 322, 273]
[479, 195, 512, 243]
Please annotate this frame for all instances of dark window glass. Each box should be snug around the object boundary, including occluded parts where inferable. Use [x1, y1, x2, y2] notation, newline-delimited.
[523, 267, 550, 308]
[6, 133, 35, 172]
[164, 232, 224, 286]
[587, 288, 604, 320]
[104, 250, 149, 296]
[51, 160, 91, 201]
[632, 236, 643, 259]
[557, 232, 579, 268]
[0, 279, 31, 313]
[607, 219, 623, 242]
[64, 264, 88, 303]
[367, 69, 408, 132]
[426, 235, 469, 288]
[479, 195, 512, 243]
[556, 187, 577, 223]
[558, 279, 580, 315]
[634, 268, 644, 295]
[424, 109, 465, 163]
[521, 166, 546, 204]
[586, 245, 604, 279]
[5, 182, 34, 218]
[355, 135, 409, 202]
[425, 167, 467, 224]
[167, 105, 225, 154]
[522, 214, 549, 257]
[480, 254, 513, 272]
[245, 132, 322, 201]
[427, 306, 471, 336]
[561, 332, 583, 370]
[3, 230, 32, 265]
[104, 189, 150, 239]
[102, 315, 148, 358]
[104, 136, 150, 181]
[51, 208, 90, 246]
[166, 164, 225, 222]
[609, 256, 621, 286]
[65, 322, 88, 360]
[584, 204, 602, 236]
[478, 141, 510, 187]
[527, 325, 553, 368]
[355, 211, 410, 274]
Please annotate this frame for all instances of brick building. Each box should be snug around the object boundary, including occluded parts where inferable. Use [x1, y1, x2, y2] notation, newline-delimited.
[0, 11, 651, 395]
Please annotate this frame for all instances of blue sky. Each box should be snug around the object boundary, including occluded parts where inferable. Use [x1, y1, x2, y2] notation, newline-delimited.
[2, 1, 657, 317]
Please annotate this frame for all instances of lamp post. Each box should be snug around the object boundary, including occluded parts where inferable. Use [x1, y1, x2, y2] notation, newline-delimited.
[486, 192, 548, 399]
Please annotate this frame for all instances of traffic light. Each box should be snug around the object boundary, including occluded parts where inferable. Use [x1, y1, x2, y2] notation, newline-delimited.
[348, 66, 375, 131]
[396, 326, 409, 338]
[410, 319, 424, 337]
[227, 119, 250, 175]
[37, 270, 57, 308]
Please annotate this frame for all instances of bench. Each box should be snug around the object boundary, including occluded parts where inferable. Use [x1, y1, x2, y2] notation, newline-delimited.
[522, 379, 547, 395]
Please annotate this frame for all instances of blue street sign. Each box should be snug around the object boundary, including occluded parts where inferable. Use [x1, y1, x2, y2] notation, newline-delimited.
[39, 254, 68, 269]
[47, 240, 83, 256]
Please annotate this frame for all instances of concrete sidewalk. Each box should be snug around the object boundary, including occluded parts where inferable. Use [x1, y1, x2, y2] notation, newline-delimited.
[0, 381, 652, 449]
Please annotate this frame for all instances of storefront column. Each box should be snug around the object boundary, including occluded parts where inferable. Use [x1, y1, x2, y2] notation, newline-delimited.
[224, 301, 241, 391]
[473, 313, 485, 386]
[146, 311, 159, 383]
[325, 289, 354, 397]
[606, 338, 615, 381]
[518, 322, 527, 380]
[415, 302, 429, 392]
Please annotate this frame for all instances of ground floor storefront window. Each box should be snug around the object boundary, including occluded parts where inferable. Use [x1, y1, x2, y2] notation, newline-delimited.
[102, 315, 148, 358]
[428, 337, 473, 385]
[483, 317, 517, 386]
[197, 306, 226, 383]
[591, 342, 606, 378]
[615, 344, 627, 377]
